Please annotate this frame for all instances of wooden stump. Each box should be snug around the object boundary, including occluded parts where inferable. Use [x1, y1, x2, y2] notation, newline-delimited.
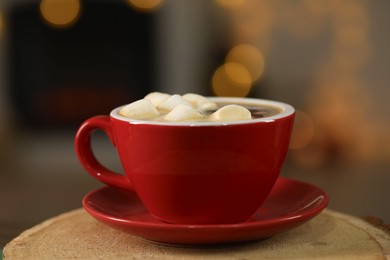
[3, 209, 390, 259]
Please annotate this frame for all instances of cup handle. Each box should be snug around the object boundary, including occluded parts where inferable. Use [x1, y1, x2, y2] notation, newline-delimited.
[75, 115, 133, 191]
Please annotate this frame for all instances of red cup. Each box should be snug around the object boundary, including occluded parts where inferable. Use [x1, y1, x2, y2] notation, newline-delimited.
[75, 97, 295, 224]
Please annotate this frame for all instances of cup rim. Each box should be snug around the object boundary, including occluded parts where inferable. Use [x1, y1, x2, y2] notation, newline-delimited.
[110, 97, 295, 126]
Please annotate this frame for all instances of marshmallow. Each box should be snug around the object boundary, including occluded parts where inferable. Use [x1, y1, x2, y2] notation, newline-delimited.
[144, 92, 170, 107]
[164, 105, 204, 122]
[157, 94, 193, 111]
[198, 101, 218, 112]
[183, 93, 218, 112]
[182, 93, 208, 106]
[119, 99, 159, 119]
[210, 105, 251, 121]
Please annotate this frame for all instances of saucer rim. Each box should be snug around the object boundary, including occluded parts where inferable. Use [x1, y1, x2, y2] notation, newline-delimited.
[82, 177, 329, 229]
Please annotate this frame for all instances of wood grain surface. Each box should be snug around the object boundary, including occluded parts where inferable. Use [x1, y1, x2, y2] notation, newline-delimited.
[3, 209, 390, 259]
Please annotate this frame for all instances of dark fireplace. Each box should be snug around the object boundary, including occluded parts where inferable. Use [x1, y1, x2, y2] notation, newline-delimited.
[7, 0, 156, 129]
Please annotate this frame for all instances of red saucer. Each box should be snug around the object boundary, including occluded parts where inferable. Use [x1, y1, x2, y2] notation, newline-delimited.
[83, 177, 328, 246]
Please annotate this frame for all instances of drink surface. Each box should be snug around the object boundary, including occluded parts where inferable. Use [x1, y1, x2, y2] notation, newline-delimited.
[148, 101, 281, 122]
[118, 92, 283, 122]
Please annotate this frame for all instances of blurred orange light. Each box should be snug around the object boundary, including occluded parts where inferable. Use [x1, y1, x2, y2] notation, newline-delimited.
[215, 0, 246, 9]
[128, 0, 163, 12]
[226, 44, 265, 81]
[0, 12, 4, 34]
[212, 63, 252, 97]
[290, 111, 315, 150]
[224, 62, 252, 85]
[40, 0, 81, 28]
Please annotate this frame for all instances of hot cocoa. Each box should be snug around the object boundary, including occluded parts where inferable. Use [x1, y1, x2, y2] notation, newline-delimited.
[119, 92, 281, 122]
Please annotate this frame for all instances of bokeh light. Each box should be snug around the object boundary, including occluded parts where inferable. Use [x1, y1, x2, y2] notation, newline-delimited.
[224, 62, 252, 85]
[212, 63, 252, 97]
[226, 44, 265, 81]
[228, 1, 274, 50]
[215, 0, 246, 9]
[128, 0, 163, 12]
[289, 110, 315, 150]
[40, 0, 81, 28]
[281, 1, 327, 39]
[0, 12, 4, 35]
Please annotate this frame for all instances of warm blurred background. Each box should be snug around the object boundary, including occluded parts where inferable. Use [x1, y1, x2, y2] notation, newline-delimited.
[1, 0, 389, 247]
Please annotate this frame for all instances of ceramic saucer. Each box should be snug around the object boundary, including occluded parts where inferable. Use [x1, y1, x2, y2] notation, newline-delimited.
[82, 177, 328, 246]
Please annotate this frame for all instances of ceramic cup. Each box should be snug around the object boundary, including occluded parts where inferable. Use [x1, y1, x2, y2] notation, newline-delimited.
[75, 97, 295, 224]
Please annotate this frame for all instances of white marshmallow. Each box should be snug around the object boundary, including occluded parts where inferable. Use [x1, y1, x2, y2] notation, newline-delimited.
[210, 105, 251, 121]
[144, 92, 170, 107]
[119, 99, 159, 119]
[157, 94, 193, 111]
[182, 93, 218, 112]
[198, 101, 218, 112]
[164, 105, 204, 122]
[182, 93, 208, 106]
